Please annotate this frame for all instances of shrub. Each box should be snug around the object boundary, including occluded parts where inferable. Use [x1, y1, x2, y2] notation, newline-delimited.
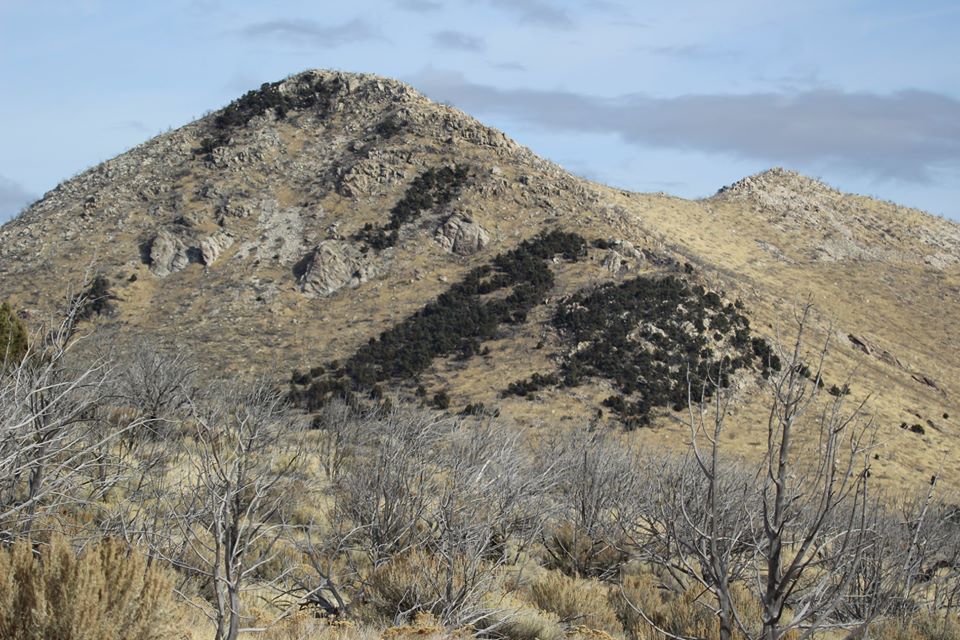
[366, 549, 493, 628]
[615, 568, 797, 640]
[479, 593, 564, 640]
[0, 535, 186, 640]
[542, 522, 628, 581]
[76, 275, 117, 320]
[616, 570, 718, 640]
[197, 78, 333, 155]
[526, 571, 623, 636]
[828, 383, 850, 397]
[433, 390, 451, 410]
[502, 372, 560, 398]
[0, 301, 28, 367]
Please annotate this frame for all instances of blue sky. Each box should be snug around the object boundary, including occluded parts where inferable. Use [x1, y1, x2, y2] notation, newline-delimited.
[1, 0, 958, 221]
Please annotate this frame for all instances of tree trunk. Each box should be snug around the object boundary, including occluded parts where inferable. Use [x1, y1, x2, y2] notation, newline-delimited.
[227, 585, 241, 640]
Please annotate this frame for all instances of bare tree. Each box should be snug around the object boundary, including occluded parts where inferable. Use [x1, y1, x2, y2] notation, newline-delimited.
[332, 405, 442, 572]
[545, 431, 640, 580]
[310, 397, 371, 480]
[291, 407, 559, 631]
[165, 379, 305, 640]
[0, 300, 142, 539]
[753, 307, 875, 640]
[624, 385, 758, 640]
[420, 416, 558, 629]
[622, 305, 878, 640]
[115, 339, 197, 435]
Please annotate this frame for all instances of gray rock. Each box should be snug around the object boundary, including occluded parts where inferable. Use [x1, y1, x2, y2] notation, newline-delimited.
[199, 232, 234, 266]
[602, 250, 624, 274]
[435, 214, 490, 256]
[298, 240, 378, 297]
[148, 230, 189, 277]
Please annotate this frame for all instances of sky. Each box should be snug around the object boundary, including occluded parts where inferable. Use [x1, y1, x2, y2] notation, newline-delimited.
[1, 0, 959, 222]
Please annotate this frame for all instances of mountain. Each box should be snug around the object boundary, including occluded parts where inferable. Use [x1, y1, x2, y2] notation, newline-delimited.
[1, 70, 957, 489]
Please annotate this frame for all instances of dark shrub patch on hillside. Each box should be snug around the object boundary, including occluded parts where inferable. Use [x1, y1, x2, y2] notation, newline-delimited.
[432, 390, 451, 410]
[290, 230, 587, 410]
[502, 372, 560, 398]
[196, 79, 331, 155]
[552, 276, 778, 427]
[354, 165, 470, 250]
[75, 275, 117, 320]
[375, 116, 406, 139]
[828, 383, 850, 397]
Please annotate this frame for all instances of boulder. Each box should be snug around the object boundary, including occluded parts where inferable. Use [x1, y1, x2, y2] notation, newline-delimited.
[435, 214, 489, 256]
[148, 230, 189, 277]
[602, 250, 624, 274]
[199, 232, 234, 266]
[298, 240, 378, 297]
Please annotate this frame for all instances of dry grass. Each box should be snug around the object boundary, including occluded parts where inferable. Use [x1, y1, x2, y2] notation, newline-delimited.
[256, 611, 472, 640]
[5, 121, 958, 491]
[868, 613, 960, 640]
[526, 570, 623, 636]
[613, 567, 798, 640]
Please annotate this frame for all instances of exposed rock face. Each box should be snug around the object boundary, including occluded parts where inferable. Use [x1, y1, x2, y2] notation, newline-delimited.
[297, 240, 378, 297]
[847, 333, 904, 369]
[148, 231, 189, 277]
[235, 200, 312, 265]
[602, 250, 624, 274]
[434, 214, 489, 256]
[199, 232, 234, 266]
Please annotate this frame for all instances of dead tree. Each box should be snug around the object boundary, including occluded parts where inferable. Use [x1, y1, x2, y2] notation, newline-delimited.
[115, 339, 197, 436]
[332, 406, 442, 571]
[754, 306, 875, 640]
[544, 431, 641, 580]
[421, 416, 558, 629]
[624, 383, 758, 640]
[168, 379, 304, 640]
[622, 304, 878, 640]
[0, 299, 141, 539]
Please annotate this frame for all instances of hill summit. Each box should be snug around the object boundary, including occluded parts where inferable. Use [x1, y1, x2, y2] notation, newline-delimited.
[1, 69, 958, 487]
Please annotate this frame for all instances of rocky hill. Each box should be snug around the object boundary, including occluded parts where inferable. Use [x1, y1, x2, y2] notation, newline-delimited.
[1, 70, 958, 489]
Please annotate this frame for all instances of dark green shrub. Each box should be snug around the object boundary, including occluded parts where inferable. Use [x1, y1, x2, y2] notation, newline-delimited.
[196, 78, 336, 155]
[0, 301, 28, 367]
[553, 276, 774, 425]
[828, 383, 850, 397]
[432, 390, 450, 410]
[502, 372, 560, 398]
[76, 275, 116, 320]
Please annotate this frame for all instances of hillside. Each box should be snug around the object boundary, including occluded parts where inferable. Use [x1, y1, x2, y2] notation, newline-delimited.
[1, 69, 958, 489]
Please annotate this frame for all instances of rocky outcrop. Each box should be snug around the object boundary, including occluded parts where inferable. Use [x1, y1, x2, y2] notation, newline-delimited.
[297, 240, 378, 297]
[148, 230, 189, 277]
[912, 373, 945, 395]
[235, 200, 312, 265]
[199, 232, 234, 266]
[434, 214, 489, 256]
[847, 333, 904, 369]
[602, 251, 624, 274]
